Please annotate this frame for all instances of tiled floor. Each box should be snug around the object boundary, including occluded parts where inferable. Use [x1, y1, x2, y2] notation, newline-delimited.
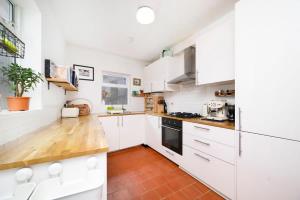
[108, 145, 225, 200]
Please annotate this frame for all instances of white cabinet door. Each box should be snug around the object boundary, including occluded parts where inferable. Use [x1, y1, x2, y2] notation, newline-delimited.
[182, 145, 234, 199]
[145, 115, 162, 153]
[237, 131, 300, 200]
[99, 117, 119, 152]
[235, 1, 300, 141]
[144, 57, 178, 93]
[196, 12, 234, 85]
[143, 66, 152, 93]
[119, 115, 145, 149]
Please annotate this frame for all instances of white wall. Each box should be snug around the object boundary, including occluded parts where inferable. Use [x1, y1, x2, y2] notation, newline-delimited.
[163, 11, 235, 114]
[163, 83, 235, 114]
[0, 0, 67, 145]
[65, 44, 147, 113]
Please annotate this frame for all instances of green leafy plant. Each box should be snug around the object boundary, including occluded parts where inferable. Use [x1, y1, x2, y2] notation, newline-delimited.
[0, 63, 44, 97]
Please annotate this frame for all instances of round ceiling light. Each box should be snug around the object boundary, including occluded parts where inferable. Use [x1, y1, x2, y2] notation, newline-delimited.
[136, 6, 155, 24]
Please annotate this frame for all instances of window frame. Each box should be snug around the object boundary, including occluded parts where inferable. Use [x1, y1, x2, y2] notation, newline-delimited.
[101, 72, 130, 106]
[0, 0, 15, 25]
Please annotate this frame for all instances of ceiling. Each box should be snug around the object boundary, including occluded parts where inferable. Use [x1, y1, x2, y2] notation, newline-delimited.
[40, 0, 237, 62]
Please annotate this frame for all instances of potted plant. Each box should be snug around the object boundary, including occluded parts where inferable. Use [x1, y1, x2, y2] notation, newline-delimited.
[0, 63, 43, 111]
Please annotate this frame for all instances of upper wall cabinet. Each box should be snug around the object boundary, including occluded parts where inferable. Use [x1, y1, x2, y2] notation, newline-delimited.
[144, 57, 178, 93]
[196, 13, 234, 85]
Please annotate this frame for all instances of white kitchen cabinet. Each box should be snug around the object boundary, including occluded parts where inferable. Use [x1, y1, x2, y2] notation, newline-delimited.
[236, 131, 300, 200]
[235, 1, 300, 141]
[99, 115, 145, 151]
[99, 116, 119, 152]
[145, 115, 162, 153]
[161, 146, 182, 165]
[196, 12, 234, 85]
[119, 115, 145, 149]
[182, 146, 234, 199]
[143, 57, 178, 93]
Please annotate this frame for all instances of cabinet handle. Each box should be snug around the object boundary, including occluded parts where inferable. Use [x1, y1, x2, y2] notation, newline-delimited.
[238, 107, 242, 131]
[194, 153, 210, 162]
[194, 126, 210, 131]
[194, 139, 210, 146]
[238, 107, 242, 156]
[158, 118, 160, 128]
[165, 150, 174, 156]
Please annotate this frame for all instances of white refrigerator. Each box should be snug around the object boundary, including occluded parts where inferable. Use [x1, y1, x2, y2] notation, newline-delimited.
[235, 0, 300, 200]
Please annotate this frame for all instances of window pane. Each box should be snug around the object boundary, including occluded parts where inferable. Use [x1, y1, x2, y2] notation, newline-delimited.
[0, 0, 10, 21]
[103, 75, 127, 85]
[102, 86, 128, 105]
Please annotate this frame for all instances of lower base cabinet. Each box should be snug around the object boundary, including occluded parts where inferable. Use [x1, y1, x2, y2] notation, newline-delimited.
[99, 115, 145, 152]
[181, 145, 234, 199]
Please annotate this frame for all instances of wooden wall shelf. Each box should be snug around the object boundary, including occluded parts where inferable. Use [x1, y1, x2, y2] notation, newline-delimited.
[46, 78, 78, 93]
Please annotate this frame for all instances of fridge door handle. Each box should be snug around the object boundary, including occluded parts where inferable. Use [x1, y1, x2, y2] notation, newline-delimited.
[238, 107, 242, 156]
[238, 107, 242, 131]
[239, 130, 242, 157]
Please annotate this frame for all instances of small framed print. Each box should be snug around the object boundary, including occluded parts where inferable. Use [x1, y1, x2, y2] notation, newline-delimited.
[133, 78, 141, 86]
[73, 64, 94, 81]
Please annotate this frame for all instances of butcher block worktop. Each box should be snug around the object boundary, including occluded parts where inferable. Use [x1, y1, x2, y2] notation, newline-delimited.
[0, 115, 108, 171]
[98, 111, 145, 117]
[149, 113, 235, 130]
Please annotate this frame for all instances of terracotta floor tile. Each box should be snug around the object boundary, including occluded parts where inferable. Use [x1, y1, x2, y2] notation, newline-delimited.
[165, 190, 189, 200]
[110, 189, 131, 200]
[108, 146, 223, 200]
[155, 184, 174, 198]
[181, 183, 206, 200]
[141, 190, 161, 200]
[193, 181, 210, 193]
[142, 177, 161, 191]
[200, 191, 225, 200]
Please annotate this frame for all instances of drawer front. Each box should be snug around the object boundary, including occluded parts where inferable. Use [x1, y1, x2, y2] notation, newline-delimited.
[183, 122, 234, 146]
[183, 133, 234, 164]
[161, 146, 182, 165]
[181, 146, 234, 199]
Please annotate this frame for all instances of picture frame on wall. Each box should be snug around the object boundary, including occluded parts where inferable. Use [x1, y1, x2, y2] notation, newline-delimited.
[73, 64, 94, 81]
[133, 78, 141, 86]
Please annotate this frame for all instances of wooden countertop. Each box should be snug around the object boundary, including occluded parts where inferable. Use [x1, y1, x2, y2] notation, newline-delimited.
[148, 113, 235, 130]
[0, 115, 108, 171]
[98, 111, 145, 117]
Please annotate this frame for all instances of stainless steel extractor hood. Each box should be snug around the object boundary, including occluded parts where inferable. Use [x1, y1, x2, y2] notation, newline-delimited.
[167, 47, 195, 84]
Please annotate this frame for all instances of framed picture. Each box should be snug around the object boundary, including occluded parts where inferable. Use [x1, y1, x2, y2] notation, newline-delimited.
[73, 64, 94, 81]
[133, 78, 141, 86]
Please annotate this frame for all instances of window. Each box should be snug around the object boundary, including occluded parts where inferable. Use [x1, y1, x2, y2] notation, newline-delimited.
[0, 0, 14, 24]
[101, 72, 129, 105]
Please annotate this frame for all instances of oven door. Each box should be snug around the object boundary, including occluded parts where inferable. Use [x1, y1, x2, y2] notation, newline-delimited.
[162, 125, 182, 155]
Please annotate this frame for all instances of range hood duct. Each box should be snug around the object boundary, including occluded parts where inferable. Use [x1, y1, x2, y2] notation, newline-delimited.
[167, 47, 195, 84]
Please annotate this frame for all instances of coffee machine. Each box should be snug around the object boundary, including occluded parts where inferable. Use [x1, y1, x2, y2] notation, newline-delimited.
[205, 100, 228, 122]
[227, 104, 235, 122]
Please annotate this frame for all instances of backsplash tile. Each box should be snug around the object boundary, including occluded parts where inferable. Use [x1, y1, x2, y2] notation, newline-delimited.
[163, 82, 235, 114]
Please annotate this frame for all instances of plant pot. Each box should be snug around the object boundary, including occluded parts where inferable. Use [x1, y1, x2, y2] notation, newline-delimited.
[7, 96, 30, 111]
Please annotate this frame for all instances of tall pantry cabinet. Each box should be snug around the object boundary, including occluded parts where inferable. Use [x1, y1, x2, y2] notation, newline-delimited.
[235, 1, 300, 200]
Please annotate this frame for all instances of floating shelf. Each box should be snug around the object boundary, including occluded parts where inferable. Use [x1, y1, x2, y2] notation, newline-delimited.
[46, 78, 78, 93]
[0, 22, 25, 58]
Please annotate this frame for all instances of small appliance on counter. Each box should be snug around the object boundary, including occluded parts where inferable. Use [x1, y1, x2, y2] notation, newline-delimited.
[227, 104, 235, 122]
[204, 100, 228, 122]
[62, 107, 79, 118]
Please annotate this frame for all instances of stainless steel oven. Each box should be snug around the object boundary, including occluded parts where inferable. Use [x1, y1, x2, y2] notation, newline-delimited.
[161, 117, 182, 155]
